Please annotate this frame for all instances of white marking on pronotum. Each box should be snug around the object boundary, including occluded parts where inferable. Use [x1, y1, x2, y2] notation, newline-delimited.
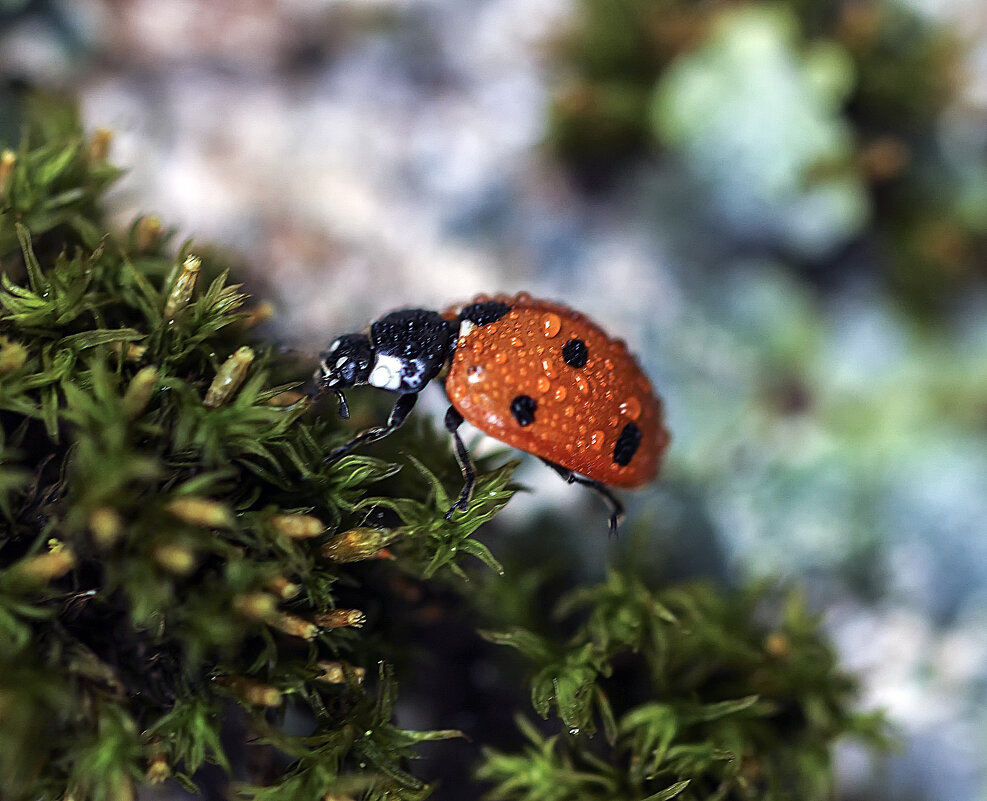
[335, 356, 348, 368]
[369, 354, 404, 390]
[458, 319, 476, 343]
[327, 339, 341, 353]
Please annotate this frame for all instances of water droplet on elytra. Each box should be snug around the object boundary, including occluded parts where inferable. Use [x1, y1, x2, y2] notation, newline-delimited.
[620, 396, 642, 420]
[541, 313, 562, 338]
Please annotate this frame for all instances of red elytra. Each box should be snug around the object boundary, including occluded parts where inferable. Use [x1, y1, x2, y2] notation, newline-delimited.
[444, 293, 670, 488]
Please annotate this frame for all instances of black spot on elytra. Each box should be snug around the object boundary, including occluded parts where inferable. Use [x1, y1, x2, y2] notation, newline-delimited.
[460, 300, 511, 326]
[613, 422, 641, 466]
[510, 394, 537, 426]
[562, 338, 588, 368]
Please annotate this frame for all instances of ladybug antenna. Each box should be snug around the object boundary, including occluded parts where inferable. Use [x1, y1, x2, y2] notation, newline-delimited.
[335, 390, 350, 420]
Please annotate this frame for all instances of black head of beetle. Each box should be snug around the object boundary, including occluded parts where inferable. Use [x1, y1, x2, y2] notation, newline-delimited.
[314, 333, 374, 418]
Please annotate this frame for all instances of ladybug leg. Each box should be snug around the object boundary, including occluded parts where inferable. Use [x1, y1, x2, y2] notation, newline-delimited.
[443, 406, 475, 520]
[539, 459, 624, 537]
[323, 392, 418, 464]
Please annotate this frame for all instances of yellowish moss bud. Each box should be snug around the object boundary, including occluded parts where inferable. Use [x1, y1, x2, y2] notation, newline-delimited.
[233, 592, 278, 622]
[165, 497, 233, 529]
[109, 341, 147, 363]
[265, 576, 301, 600]
[0, 149, 15, 196]
[89, 507, 123, 547]
[323, 794, 356, 801]
[765, 632, 790, 658]
[316, 661, 365, 685]
[270, 513, 325, 539]
[123, 366, 158, 419]
[322, 527, 396, 563]
[243, 301, 274, 329]
[274, 612, 319, 640]
[145, 740, 170, 784]
[164, 255, 201, 319]
[88, 128, 113, 163]
[153, 543, 197, 575]
[0, 338, 27, 375]
[203, 346, 254, 408]
[314, 608, 366, 630]
[216, 676, 281, 707]
[14, 543, 76, 583]
[265, 389, 307, 407]
[136, 215, 163, 252]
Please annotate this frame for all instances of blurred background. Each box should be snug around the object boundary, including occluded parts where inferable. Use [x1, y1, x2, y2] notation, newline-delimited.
[2, 0, 987, 798]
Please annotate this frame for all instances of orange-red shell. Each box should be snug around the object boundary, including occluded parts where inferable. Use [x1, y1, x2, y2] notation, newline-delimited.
[444, 293, 670, 488]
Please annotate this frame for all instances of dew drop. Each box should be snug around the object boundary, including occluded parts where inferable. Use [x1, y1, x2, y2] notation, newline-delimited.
[541, 358, 556, 378]
[569, 727, 580, 736]
[510, 336, 524, 348]
[576, 440, 585, 449]
[589, 429, 605, 450]
[535, 376, 551, 393]
[554, 385, 567, 402]
[563, 406, 575, 418]
[493, 351, 507, 364]
[574, 374, 590, 394]
[541, 313, 562, 338]
[608, 415, 620, 428]
[604, 359, 614, 371]
[620, 396, 642, 420]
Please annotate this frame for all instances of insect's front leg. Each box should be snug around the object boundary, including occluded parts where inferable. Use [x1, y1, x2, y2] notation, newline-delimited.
[323, 392, 419, 464]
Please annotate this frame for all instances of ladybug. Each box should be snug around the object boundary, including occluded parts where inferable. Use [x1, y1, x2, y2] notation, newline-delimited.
[314, 292, 670, 534]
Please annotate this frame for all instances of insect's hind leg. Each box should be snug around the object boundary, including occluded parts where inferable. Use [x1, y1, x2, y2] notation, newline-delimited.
[539, 459, 624, 536]
[444, 406, 476, 520]
[323, 392, 418, 464]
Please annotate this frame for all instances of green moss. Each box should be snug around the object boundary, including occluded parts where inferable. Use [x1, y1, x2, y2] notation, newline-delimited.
[0, 98, 884, 800]
[477, 570, 886, 801]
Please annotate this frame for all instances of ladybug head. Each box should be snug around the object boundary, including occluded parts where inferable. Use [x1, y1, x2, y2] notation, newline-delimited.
[315, 333, 375, 419]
